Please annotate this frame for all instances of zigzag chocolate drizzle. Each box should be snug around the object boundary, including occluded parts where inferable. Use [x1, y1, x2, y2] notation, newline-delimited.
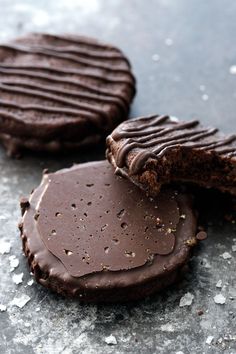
[109, 115, 236, 174]
[0, 44, 133, 73]
[39, 33, 125, 51]
[0, 67, 130, 111]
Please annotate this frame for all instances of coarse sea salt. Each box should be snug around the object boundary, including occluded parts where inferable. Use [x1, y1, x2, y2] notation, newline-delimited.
[104, 334, 117, 345]
[229, 65, 236, 75]
[165, 38, 173, 46]
[27, 279, 34, 286]
[9, 255, 19, 271]
[221, 252, 232, 260]
[202, 94, 209, 101]
[0, 240, 11, 254]
[152, 54, 160, 62]
[12, 273, 24, 285]
[214, 294, 226, 305]
[11, 295, 31, 309]
[179, 292, 194, 307]
[206, 336, 214, 345]
[0, 304, 7, 312]
[216, 280, 222, 288]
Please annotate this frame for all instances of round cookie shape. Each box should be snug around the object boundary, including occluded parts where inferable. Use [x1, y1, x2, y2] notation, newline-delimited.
[0, 33, 135, 156]
[106, 115, 236, 196]
[20, 161, 199, 302]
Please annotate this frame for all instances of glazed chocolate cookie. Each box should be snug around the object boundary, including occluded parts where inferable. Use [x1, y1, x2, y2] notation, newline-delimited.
[106, 115, 236, 196]
[19, 160, 201, 303]
[0, 33, 135, 156]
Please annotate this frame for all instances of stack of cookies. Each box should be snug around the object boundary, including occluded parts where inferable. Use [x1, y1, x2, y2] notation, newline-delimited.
[1, 33, 234, 302]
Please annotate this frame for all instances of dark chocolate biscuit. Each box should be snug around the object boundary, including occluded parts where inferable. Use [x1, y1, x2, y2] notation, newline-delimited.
[0, 33, 135, 156]
[19, 160, 200, 302]
[106, 115, 236, 196]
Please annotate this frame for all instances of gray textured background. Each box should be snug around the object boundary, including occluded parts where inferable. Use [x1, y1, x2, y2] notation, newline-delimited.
[0, 1, 236, 353]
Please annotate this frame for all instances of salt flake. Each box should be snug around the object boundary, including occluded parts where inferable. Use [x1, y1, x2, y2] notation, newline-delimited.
[170, 116, 179, 123]
[11, 294, 31, 308]
[9, 255, 19, 271]
[229, 65, 236, 75]
[152, 54, 160, 62]
[202, 94, 209, 101]
[0, 304, 7, 312]
[165, 38, 173, 46]
[104, 334, 117, 345]
[0, 240, 11, 254]
[214, 294, 226, 305]
[221, 252, 232, 260]
[12, 273, 24, 285]
[199, 85, 205, 91]
[160, 323, 175, 332]
[27, 279, 34, 286]
[179, 292, 194, 307]
[216, 280, 222, 288]
[206, 336, 214, 345]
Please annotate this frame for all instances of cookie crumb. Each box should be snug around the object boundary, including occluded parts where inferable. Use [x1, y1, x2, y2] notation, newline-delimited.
[197, 309, 204, 316]
[196, 231, 207, 241]
[20, 197, 30, 215]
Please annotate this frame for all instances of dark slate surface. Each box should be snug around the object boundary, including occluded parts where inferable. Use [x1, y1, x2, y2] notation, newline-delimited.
[0, 1, 235, 353]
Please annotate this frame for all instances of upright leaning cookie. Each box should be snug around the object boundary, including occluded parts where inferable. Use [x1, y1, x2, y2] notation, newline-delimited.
[106, 115, 236, 196]
[0, 33, 135, 156]
[19, 161, 200, 303]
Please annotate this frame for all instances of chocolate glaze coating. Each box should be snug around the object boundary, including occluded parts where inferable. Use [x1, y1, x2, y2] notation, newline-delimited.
[0, 33, 135, 156]
[106, 115, 236, 196]
[19, 161, 199, 302]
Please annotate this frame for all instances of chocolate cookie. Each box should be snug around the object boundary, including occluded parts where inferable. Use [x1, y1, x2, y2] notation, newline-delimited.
[19, 160, 200, 303]
[106, 115, 236, 196]
[0, 33, 135, 156]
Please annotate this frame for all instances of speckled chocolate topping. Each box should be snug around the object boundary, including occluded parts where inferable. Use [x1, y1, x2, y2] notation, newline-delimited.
[106, 115, 236, 196]
[0, 33, 135, 156]
[19, 161, 199, 302]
